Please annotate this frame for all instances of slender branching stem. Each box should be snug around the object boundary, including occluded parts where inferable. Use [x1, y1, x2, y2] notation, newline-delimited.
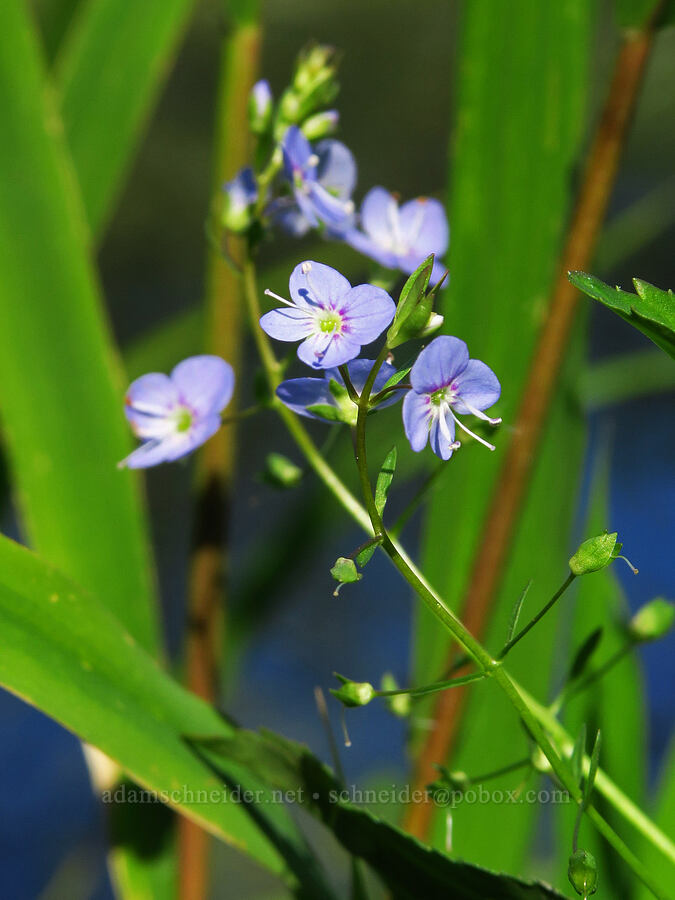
[498, 573, 576, 660]
[241, 256, 670, 896]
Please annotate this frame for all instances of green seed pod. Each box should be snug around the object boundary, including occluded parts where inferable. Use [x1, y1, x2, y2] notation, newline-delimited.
[330, 675, 374, 708]
[569, 532, 618, 576]
[628, 597, 675, 643]
[568, 849, 598, 896]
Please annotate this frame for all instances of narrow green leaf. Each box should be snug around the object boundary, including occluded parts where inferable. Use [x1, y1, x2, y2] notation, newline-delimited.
[0, 0, 158, 652]
[355, 539, 381, 568]
[0, 533, 324, 886]
[379, 365, 412, 393]
[568, 627, 604, 683]
[387, 254, 434, 345]
[571, 724, 587, 787]
[568, 271, 675, 359]
[416, 0, 593, 876]
[375, 446, 398, 517]
[506, 580, 532, 643]
[192, 730, 568, 899]
[583, 730, 602, 808]
[55, 0, 197, 237]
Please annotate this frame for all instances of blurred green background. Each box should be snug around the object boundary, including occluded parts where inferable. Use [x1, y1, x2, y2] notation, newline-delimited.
[0, 0, 673, 897]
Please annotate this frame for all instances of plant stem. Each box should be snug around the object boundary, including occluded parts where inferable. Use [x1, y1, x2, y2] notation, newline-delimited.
[377, 671, 487, 699]
[180, 7, 261, 899]
[498, 573, 576, 660]
[410, 21, 658, 837]
[241, 257, 668, 896]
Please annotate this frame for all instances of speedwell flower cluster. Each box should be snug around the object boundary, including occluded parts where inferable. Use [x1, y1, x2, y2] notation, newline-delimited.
[261, 259, 501, 460]
[220, 46, 449, 284]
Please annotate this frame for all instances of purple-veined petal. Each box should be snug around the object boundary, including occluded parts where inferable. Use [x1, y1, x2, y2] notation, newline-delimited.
[340, 284, 395, 344]
[282, 125, 314, 179]
[297, 331, 361, 369]
[276, 377, 336, 420]
[429, 409, 456, 460]
[450, 359, 501, 415]
[171, 355, 234, 416]
[125, 373, 179, 417]
[316, 139, 357, 199]
[360, 186, 399, 250]
[402, 390, 432, 453]
[289, 260, 351, 310]
[260, 307, 315, 341]
[398, 197, 449, 258]
[410, 335, 469, 394]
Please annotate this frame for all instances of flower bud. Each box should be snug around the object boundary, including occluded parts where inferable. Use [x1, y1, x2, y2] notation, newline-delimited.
[301, 109, 339, 141]
[380, 672, 411, 718]
[262, 452, 303, 489]
[569, 532, 618, 576]
[628, 598, 674, 643]
[419, 311, 444, 338]
[331, 674, 374, 708]
[293, 45, 335, 92]
[221, 167, 257, 233]
[568, 849, 598, 896]
[248, 80, 273, 134]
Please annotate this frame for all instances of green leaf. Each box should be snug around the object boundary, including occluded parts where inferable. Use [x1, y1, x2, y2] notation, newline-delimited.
[0, 0, 158, 653]
[416, 0, 593, 877]
[55, 0, 197, 237]
[375, 446, 398, 517]
[570, 724, 587, 787]
[379, 365, 412, 393]
[355, 541, 379, 568]
[568, 271, 675, 360]
[635, 740, 675, 900]
[568, 627, 604, 683]
[506, 580, 532, 643]
[613, 0, 663, 27]
[0, 533, 327, 888]
[387, 255, 434, 347]
[583, 730, 602, 809]
[191, 729, 568, 899]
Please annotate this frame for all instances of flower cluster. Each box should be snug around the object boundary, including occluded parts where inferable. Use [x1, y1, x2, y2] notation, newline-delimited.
[121, 49, 498, 469]
[219, 47, 449, 282]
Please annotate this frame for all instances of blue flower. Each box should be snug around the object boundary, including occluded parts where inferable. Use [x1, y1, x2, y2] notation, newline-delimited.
[119, 356, 234, 469]
[403, 336, 500, 460]
[277, 358, 401, 424]
[260, 260, 395, 370]
[346, 187, 449, 283]
[249, 79, 273, 132]
[222, 167, 257, 231]
[273, 126, 356, 236]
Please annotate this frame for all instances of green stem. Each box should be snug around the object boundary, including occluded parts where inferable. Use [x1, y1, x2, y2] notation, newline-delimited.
[519, 685, 675, 870]
[241, 256, 670, 896]
[498, 573, 576, 660]
[377, 671, 487, 699]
